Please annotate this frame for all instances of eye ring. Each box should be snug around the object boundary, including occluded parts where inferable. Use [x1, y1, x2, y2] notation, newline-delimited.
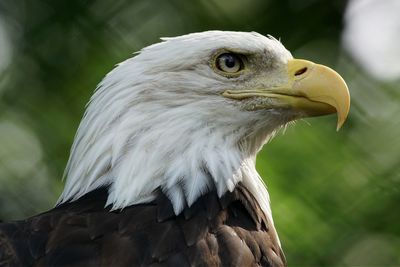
[215, 53, 243, 74]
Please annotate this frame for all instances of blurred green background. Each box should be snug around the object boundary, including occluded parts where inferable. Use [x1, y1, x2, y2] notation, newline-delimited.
[0, 0, 399, 266]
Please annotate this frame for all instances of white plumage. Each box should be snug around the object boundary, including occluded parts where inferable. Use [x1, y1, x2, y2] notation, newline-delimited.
[58, 31, 293, 228]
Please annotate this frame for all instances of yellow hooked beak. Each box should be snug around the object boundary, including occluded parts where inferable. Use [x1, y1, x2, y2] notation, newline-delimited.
[223, 59, 350, 130]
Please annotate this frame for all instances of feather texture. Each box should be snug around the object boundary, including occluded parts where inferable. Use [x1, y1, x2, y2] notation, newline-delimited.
[57, 31, 292, 221]
[0, 184, 286, 267]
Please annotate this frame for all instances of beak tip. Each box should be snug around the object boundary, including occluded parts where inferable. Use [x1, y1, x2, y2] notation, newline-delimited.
[336, 112, 349, 131]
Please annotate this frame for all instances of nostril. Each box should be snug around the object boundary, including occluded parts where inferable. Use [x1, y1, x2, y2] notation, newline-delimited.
[295, 67, 307, 76]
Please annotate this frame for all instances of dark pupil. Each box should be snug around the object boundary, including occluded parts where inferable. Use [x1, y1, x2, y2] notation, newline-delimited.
[224, 55, 236, 68]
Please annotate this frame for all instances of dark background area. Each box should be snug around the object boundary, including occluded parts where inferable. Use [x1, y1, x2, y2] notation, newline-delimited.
[0, 0, 399, 266]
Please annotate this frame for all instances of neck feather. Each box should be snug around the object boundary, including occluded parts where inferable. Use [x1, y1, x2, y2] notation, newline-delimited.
[58, 60, 284, 221]
[59, 105, 279, 220]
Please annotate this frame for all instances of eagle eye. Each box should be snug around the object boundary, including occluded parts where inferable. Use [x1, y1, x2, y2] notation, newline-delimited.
[216, 53, 243, 74]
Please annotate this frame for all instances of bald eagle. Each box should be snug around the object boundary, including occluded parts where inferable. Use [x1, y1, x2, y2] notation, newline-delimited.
[0, 31, 349, 267]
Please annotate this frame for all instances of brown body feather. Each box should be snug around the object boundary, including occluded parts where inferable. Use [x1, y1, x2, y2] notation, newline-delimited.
[0, 184, 285, 267]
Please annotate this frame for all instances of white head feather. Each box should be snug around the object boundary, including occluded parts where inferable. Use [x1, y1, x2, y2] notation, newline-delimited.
[58, 31, 293, 226]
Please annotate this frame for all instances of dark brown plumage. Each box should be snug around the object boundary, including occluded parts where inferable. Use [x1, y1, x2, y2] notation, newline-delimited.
[0, 183, 285, 267]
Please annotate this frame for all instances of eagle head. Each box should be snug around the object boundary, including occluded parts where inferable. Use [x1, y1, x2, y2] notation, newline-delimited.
[58, 31, 350, 219]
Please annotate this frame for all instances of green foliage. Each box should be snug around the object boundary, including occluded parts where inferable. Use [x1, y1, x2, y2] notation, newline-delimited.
[0, 0, 399, 265]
